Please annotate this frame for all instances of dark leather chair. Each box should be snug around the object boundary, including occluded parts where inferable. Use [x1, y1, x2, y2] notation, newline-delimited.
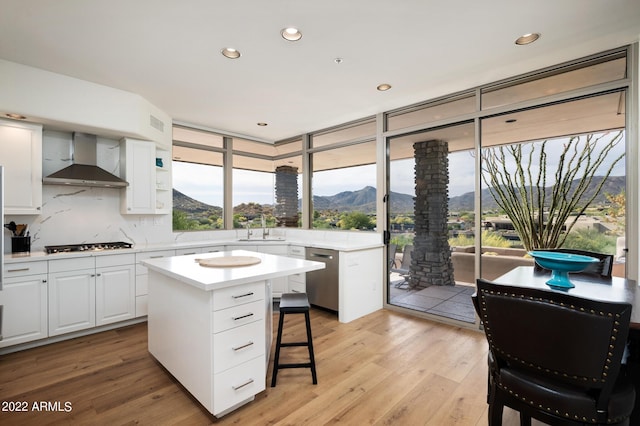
[533, 248, 614, 278]
[473, 278, 635, 425]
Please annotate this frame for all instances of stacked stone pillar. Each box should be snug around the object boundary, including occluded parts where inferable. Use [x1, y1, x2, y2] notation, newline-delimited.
[410, 140, 455, 288]
[274, 165, 299, 227]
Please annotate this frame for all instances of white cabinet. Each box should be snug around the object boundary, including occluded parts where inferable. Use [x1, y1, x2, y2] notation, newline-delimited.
[120, 138, 156, 214]
[48, 254, 136, 336]
[0, 261, 48, 347]
[175, 247, 203, 256]
[95, 254, 136, 326]
[287, 245, 306, 294]
[257, 245, 288, 298]
[135, 249, 175, 317]
[154, 146, 171, 213]
[120, 139, 171, 214]
[0, 119, 42, 214]
[225, 245, 257, 251]
[48, 257, 96, 336]
[147, 274, 266, 417]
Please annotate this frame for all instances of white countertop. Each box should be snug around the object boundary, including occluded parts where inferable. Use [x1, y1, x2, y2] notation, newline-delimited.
[142, 249, 325, 291]
[3, 238, 383, 264]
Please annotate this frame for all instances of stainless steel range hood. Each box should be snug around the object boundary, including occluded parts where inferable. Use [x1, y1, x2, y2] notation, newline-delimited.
[43, 133, 128, 188]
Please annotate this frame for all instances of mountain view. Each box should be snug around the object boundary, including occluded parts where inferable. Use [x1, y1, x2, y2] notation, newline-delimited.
[173, 176, 625, 217]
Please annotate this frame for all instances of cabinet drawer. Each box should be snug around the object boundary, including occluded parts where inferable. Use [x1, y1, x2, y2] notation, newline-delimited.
[289, 272, 305, 284]
[212, 300, 264, 333]
[49, 256, 95, 273]
[213, 320, 265, 373]
[213, 356, 265, 416]
[135, 295, 148, 317]
[4, 260, 47, 278]
[202, 246, 223, 254]
[96, 253, 135, 268]
[136, 274, 148, 295]
[136, 250, 175, 274]
[288, 245, 305, 257]
[289, 280, 306, 294]
[136, 249, 175, 262]
[175, 247, 202, 256]
[212, 282, 264, 311]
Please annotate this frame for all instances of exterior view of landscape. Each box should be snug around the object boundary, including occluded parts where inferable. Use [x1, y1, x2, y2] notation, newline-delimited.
[173, 175, 625, 257]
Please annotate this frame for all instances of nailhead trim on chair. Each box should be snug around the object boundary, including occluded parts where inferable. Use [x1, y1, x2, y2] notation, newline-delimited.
[480, 289, 621, 383]
[480, 289, 628, 424]
[498, 380, 628, 423]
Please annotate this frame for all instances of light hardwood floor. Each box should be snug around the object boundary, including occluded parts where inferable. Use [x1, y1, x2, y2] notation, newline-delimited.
[0, 308, 537, 425]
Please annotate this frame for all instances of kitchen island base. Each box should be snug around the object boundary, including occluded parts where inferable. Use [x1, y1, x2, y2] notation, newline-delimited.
[144, 250, 324, 417]
[148, 270, 267, 417]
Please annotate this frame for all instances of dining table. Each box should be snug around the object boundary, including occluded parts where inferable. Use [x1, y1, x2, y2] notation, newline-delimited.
[493, 265, 640, 422]
[493, 265, 640, 327]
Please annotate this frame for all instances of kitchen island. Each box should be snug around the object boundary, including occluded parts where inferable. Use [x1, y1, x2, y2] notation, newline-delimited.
[142, 249, 324, 417]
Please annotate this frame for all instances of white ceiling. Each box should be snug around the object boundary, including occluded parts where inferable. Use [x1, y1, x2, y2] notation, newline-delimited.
[1, 0, 639, 143]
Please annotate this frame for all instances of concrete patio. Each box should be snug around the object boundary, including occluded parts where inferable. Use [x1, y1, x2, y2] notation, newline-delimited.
[389, 276, 477, 323]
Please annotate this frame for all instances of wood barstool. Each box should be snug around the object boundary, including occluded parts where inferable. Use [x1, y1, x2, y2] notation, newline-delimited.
[271, 292, 317, 387]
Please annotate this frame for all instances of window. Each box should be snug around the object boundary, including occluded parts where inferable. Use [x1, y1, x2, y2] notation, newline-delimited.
[481, 53, 626, 109]
[387, 94, 476, 131]
[311, 140, 377, 230]
[480, 93, 626, 277]
[172, 128, 224, 230]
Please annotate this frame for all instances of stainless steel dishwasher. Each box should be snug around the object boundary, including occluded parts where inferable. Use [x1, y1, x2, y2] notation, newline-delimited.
[305, 247, 339, 312]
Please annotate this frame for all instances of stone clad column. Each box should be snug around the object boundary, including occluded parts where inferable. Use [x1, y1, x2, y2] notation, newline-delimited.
[274, 165, 299, 227]
[410, 140, 455, 288]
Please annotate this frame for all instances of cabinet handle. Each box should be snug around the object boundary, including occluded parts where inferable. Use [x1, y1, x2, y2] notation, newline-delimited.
[150, 255, 164, 259]
[232, 292, 254, 299]
[232, 312, 254, 321]
[291, 289, 300, 293]
[232, 378, 254, 391]
[232, 341, 254, 351]
[97, 273, 102, 277]
[181, 252, 196, 256]
[7, 268, 29, 273]
[91, 274, 96, 277]
[42, 279, 47, 283]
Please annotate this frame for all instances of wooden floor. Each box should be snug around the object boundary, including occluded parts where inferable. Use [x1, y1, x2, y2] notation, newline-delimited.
[0, 308, 539, 425]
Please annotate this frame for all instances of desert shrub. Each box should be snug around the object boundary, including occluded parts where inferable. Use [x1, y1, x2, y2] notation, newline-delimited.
[448, 230, 512, 248]
[560, 228, 617, 254]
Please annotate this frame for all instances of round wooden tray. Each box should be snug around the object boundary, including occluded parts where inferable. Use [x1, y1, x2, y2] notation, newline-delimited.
[196, 256, 262, 268]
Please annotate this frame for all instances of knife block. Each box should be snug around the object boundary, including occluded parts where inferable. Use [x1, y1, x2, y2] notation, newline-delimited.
[11, 236, 31, 253]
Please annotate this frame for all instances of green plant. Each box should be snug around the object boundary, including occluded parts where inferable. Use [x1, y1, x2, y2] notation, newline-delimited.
[390, 233, 414, 252]
[560, 228, 617, 254]
[448, 230, 512, 248]
[172, 210, 200, 230]
[481, 132, 624, 251]
[338, 211, 375, 230]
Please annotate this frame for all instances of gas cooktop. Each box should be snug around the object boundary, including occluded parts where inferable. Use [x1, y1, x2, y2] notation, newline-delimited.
[45, 241, 133, 254]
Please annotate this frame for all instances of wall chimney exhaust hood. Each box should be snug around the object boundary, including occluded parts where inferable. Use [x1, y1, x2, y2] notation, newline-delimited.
[43, 133, 128, 188]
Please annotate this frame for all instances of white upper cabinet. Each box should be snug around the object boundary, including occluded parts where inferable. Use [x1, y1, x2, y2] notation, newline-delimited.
[0, 119, 42, 214]
[120, 138, 171, 214]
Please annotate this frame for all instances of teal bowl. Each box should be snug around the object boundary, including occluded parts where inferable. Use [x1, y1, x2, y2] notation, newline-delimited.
[528, 251, 599, 289]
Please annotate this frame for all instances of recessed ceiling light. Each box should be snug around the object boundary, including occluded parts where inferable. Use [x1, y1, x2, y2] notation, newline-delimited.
[377, 83, 392, 91]
[257, 122, 268, 126]
[221, 48, 241, 59]
[515, 33, 541, 45]
[5, 113, 26, 119]
[334, 57, 344, 64]
[281, 27, 302, 41]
